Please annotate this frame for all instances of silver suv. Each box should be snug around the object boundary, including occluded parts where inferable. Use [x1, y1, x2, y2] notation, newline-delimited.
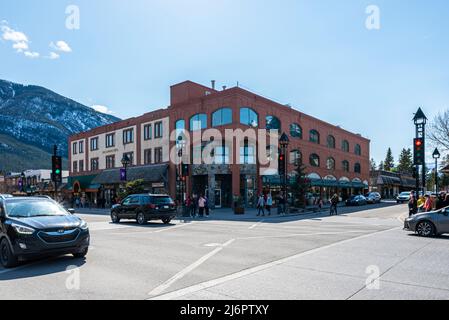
[404, 207, 449, 237]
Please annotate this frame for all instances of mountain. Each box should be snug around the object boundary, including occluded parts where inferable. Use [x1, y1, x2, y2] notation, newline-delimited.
[0, 79, 120, 172]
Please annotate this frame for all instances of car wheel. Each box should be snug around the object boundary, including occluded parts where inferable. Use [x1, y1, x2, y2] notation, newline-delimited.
[73, 247, 88, 259]
[111, 212, 120, 224]
[416, 221, 435, 237]
[0, 238, 18, 268]
[162, 218, 172, 224]
[137, 212, 147, 225]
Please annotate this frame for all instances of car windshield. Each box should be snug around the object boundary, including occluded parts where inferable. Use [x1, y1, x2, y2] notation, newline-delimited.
[400, 192, 410, 196]
[151, 196, 173, 205]
[5, 199, 68, 218]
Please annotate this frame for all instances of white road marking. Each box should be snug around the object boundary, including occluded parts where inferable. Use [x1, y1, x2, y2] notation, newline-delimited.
[110, 222, 194, 236]
[236, 230, 381, 241]
[148, 239, 235, 297]
[248, 219, 265, 230]
[148, 227, 401, 300]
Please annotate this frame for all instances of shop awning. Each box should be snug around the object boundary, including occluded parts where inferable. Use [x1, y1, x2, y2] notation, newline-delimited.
[92, 164, 168, 185]
[377, 175, 401, 185]
[262, 176, 366, 188]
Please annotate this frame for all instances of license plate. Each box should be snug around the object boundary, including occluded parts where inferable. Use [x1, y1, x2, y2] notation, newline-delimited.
[164, 205, 169, 209]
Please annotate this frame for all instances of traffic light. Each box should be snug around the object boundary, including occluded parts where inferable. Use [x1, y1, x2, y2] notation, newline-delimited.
[278, 153, 286, 176]
[181, 163, 189, 177]
[52, 156, 62, 183]
[414, 138, 424, 165]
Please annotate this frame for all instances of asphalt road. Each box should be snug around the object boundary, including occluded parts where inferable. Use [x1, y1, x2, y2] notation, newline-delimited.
[1, 203, 449, 300]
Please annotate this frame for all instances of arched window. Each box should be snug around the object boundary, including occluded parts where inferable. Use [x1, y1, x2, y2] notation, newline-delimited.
[326, 157, 336, 170]
[342, 140, 350, 152]
[266, 115, 281, 132]
[190, 114, 207, 131]
[310, 154, 320, 167]
[290, 150, 302, 165]
[354, 163, 361, 174]
[212, 108, 232, 127]
[355, 144, 361, 156]
[175, 119, 185, 130]
[240, 108, 258, 127]
[327, 135, 336, 149]
[342, 160, 350, 172]
[310, 130, 320, 144]
[290, 123, 302, 139]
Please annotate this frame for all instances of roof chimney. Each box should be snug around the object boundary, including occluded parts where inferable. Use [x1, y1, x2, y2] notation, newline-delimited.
[222, 85, 227, 91]
[211, 80, 216, 90]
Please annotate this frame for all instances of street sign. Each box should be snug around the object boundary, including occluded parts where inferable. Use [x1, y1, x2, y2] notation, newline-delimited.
[120, 168, 127, 182]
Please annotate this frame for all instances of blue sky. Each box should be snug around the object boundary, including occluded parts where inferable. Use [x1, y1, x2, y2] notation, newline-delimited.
[1, 0, 449, 165]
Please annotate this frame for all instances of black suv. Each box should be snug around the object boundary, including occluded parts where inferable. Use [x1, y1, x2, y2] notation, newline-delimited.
[111, 194, 177, 225]
[0, 197, 90, 268]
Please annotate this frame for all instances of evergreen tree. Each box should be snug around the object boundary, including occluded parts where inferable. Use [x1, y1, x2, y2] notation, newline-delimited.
[370, 158, 377, 172]
[397, 148, 413, 174]
[378, 161, 385, 171]
[384, 148, 395, 171]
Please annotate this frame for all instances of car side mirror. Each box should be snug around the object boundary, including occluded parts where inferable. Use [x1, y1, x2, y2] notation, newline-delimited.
[67, 208, 76, 215]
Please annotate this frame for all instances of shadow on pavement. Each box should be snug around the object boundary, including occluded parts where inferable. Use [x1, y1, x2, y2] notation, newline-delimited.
[176, 201, 402, 224]
[0, 255, 86, 281]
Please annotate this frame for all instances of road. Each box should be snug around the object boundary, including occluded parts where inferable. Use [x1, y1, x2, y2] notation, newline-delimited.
[1, 203, 449, 300]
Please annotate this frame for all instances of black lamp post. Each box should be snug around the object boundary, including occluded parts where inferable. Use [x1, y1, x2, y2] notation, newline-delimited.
[413, 108, 428, 194]
[433, 148, 441, 193]
[20, 172, 25, 193]
[279, 133, 290, 213]
[177, 134, 187, 207]
[121, 154, 131, 183]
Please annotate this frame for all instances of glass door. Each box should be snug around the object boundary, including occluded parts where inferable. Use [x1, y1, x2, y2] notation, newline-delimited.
[214, 189, 222, 208]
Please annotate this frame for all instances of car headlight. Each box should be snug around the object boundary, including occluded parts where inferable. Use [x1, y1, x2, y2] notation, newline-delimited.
[12, 224, 35, 235]
[79, 220, 88, 230]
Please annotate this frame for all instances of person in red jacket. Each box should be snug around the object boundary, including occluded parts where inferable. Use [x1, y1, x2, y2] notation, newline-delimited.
[423, 195, 433, 212]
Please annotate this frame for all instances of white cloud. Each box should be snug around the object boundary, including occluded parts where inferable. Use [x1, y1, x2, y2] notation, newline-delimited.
[50, 40, 72, 53]
[47, 52, 60, 59]
[12, 41, 29, 52]
[1, 22, 40, 59]
[91, 105, 114, 115]
[1, 25, 28, 43]
[24, 51, 39, 58]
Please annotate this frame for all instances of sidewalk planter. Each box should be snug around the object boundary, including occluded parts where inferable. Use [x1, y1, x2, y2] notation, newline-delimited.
[233, 195, 245, 215]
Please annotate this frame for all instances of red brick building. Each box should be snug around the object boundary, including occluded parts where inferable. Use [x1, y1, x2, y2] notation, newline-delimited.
[68, 81, 370, 208]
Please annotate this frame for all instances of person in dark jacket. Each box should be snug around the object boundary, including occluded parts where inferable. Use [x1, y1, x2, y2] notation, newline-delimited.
[408, 194, 418, 216]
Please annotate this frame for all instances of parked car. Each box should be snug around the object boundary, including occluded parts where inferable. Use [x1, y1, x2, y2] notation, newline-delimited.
[111, 194, 177, 225]
[346, 195, 368, 206]
[366, 192, 381, 204]
[404, 206, 449, 237]
[397, 192, 411, 204]
[0, 194, 13, 200]
[0, 197, 89, 268]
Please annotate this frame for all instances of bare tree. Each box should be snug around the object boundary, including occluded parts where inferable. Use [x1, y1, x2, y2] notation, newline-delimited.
[428, 111, 449, 150]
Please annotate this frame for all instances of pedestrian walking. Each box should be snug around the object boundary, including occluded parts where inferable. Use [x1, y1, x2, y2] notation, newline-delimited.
[409, 194, 418, 216]
[277, 194, 286, 215]
[423, 195, 433, 212]
[257, 194, 265, 216]
[266, 193, 273, 216]
[317, 197, 323, 211]
[330, 194, 339, 215]
[198, 195, 206, 217]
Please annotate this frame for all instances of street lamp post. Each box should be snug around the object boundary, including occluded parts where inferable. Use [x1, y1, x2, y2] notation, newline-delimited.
[433, 148, 441, 193]
[413, 108, 428, 194]
[121, 154, 131, 183]
[20, 172, 25, 193]
[279, 133, 290, 214]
